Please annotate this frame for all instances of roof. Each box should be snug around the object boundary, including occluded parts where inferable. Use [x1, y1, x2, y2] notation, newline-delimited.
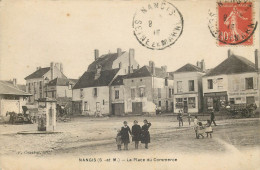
[48, 78, 77, 86]
[73, 68, 120, 89]
[205, 55, 257, 76]
[125, 66, 168, 79]
[87, 52, 125, 72]
[110, 75, 128, 86]
[25, 67, 50, 80]
[4, 81, 26, 92]
[174, 63, 203, 73]
[0, 81, 31, 96]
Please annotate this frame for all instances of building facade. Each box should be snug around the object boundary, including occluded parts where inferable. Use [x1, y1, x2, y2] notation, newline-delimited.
[72, 48, 139, 115]
[0, 80, 31, 116]
[173, 61, 205, 114]
[24, 62, 67, 104]
[203, 50, 260, 111]
[123, 61, 174, 115]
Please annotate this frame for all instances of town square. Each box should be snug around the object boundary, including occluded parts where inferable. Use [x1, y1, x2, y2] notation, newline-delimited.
[0, 0, 259, 170]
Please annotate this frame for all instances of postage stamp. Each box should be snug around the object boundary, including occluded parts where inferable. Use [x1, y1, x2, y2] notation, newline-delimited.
[132, 1, 183, 50]
[214, 0, 257, 46]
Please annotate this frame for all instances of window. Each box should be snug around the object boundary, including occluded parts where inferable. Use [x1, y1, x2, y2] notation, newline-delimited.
[188, 80, 194, 91]
[80, 89, 84, 98]
[131, 88, 135, 98]
[39, 81, 42, 89]
[115, 90, 119, 99]
[229, 98, 235, 104]
[68, 84, 72, 90]
[39, 92, 42, 98]
[93, 88, 98, 97]
[158, 88, 161, 98]
[84, 101, 89, 111]
[165, 78, 168, 86]
[139, 87, 145, 97]
[188, 97, 196, 108]
[217, 78, 223, 89]
[177, 81, 182, 93]
[208, 79, 213, 89]
[158, 101, 161, 107]
[175, 98, 183, 108]
[34, 82, 37, 94]
[169, 89, 172, 98]
[52, 91, 55, 98]
[245, 77, 253, 89]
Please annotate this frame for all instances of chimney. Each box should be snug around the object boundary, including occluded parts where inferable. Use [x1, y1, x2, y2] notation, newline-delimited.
[228, 49, 232, 57]
[117, 48, 122, 56]
[149, 61, 155, 76]
[13, 78, 17, 86]
[95, 65, 102, 79]
[60, 63, 63, 73]
[201, 59, 206, 72]
[128, 49, 135, 74]
[161, 65, 167, 72]
[255, 49, 260, 71]
[196, 61, 201, 68]
[94, 49, 99, 60]
[50, 62, 54, 80]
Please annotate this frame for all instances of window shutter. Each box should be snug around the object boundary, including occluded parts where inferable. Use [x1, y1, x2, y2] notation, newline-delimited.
[92, 88, 95, 97]
[240, 78, 245, 90]
[97, 88, 99, 97]
[253, 77, 257, 89]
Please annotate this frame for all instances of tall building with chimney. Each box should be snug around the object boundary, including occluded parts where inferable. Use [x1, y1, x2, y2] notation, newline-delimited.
[172, 60, 206, 114]
[203, 49, 260, 112]
[122, 61, 174, 115]
[24, 62, 67, 104]
[72, 48, 139, 115]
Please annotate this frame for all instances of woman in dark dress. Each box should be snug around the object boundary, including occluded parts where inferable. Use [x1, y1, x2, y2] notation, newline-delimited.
[132, 120, 142, 149]
[141, 119, 152, 149]
[121, 121, 132, 150]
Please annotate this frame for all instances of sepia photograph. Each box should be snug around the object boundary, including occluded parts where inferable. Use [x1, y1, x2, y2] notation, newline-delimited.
[0, 0, 259, 169]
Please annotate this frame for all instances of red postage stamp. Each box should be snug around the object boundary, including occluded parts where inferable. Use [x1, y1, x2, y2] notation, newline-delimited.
[217, 1, 256, 46]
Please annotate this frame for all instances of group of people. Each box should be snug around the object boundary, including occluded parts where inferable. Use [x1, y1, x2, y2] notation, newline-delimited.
[115, 119, 152, 151]
[193, 110, 217, 139]
[177, 109, 217, 127]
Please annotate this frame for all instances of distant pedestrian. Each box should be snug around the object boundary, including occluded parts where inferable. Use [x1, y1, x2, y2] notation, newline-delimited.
[177, 110, 183, 127]
[205, 120, 213, 138]
[121, 121, 132, 150]
[210, 110, 217, 126]
[194, 116, 199, 138]
[132, 120, 142, 149]
[115, 129, 122, 150]
[141, 119, 152, 149]
[187, 113, 192, 127]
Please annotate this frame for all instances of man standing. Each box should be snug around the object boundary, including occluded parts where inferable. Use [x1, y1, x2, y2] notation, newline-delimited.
[177, 109, 183, 127]
[210, 110, 217, 126]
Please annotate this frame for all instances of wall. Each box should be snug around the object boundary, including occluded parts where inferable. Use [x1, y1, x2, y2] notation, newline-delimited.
[56, 86, 72, 98]
[26, 77, 45, 103]
[173, 72, 204, 113]
[123, 77, 155, 113]
[112, 52, 139, 75]
[0, 96, 27, 116]
[123, 76, 173, 114]
[72, 86, 110, 115]
[202, 74, 229, 94]
[110, 85, 124, 103]
[227, 72, 259, 107]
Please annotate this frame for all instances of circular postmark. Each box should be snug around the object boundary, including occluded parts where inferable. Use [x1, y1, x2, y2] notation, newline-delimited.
[208, 1, 257, 46]
[132, 1, 184, 50]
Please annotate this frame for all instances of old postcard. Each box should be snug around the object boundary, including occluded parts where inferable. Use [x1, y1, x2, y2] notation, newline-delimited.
[0, 0, 259, 169]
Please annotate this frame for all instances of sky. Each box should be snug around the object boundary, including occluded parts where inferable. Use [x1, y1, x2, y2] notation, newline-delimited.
[0, 0, 259, 84]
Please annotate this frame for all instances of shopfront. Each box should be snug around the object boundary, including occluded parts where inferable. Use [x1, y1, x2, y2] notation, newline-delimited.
[204, 92, 228, 111]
